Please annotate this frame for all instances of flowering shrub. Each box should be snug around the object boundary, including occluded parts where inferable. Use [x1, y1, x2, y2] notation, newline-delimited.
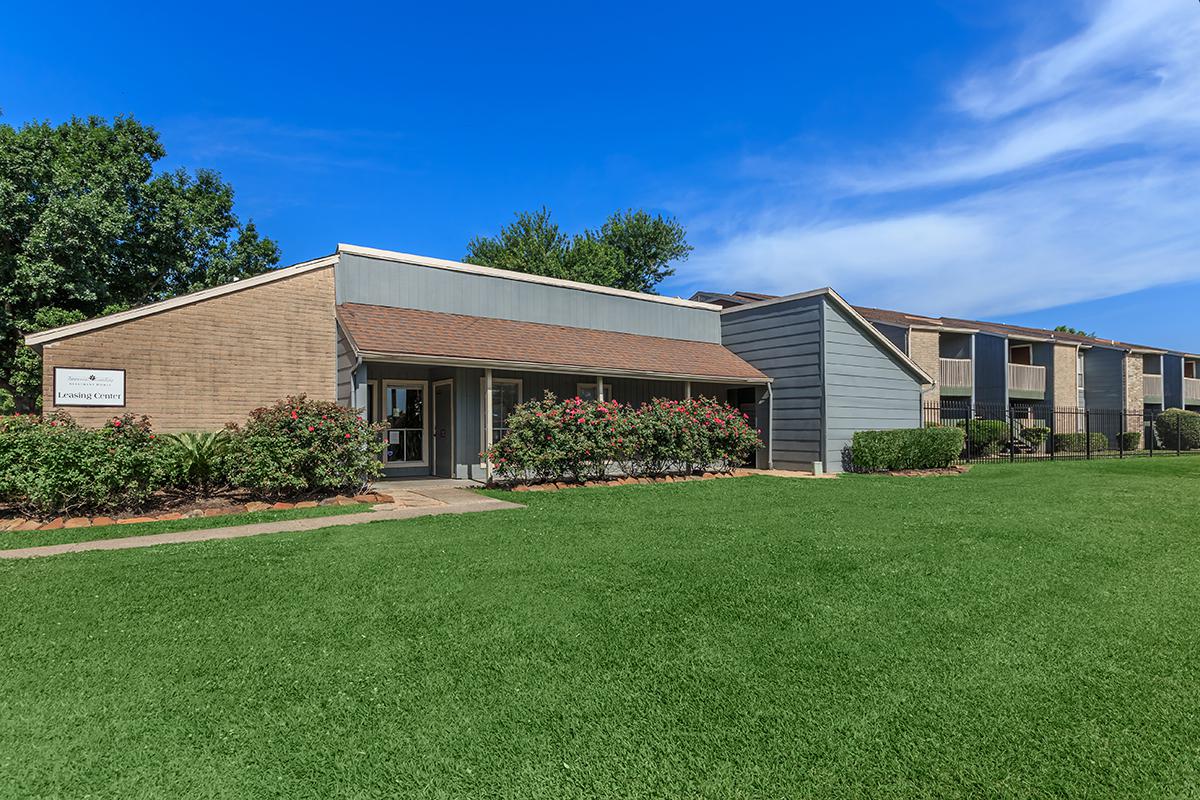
[483, 393, 761, 484]
[224, 395, 385, 497]
[0, 412, 162, 516]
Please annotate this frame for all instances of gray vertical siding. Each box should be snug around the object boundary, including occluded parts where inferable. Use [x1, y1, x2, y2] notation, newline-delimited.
[335, 253, 721, 342]
[1083, 347, 1124, 409]
[1164, 354, 1183, 408]
[821, 301, 923, 472]
[939, 332, 972, 359]
[336, 326, 356, 407]
[974, 334, 1007, 405]
[720, 296, 824, 471]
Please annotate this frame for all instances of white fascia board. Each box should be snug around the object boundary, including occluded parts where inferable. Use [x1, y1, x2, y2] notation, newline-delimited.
[25, 253, 340, 346]
[721, 288, 935, 386]
[336, 243, 722, 311]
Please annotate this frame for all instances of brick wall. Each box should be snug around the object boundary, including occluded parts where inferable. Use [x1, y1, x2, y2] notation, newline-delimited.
[40, 266, 336, 432]
[908, 329, 940, 402]
[1124, 353, 1144, 435]
[1051, 343, 1078, 408]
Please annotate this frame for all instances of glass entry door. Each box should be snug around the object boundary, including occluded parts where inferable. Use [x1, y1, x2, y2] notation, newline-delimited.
[385, 383, 426, 465]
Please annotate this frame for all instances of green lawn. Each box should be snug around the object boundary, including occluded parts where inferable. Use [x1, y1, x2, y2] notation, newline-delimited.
[2, 459, 1200, 798]
[0, 502, 371, 551]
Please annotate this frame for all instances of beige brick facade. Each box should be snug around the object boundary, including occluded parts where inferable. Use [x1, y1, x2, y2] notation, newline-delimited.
[1124, 352, 1144, 436]
[40, 266, 336, 432]
[908, 329, 941, 402]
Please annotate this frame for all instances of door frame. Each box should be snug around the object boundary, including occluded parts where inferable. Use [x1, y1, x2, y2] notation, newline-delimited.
[432, 379, 455, 478]
[382, 380, 430, 468]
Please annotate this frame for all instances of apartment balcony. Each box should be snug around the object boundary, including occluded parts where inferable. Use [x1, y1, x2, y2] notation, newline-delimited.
[939, 358, 973, 396]
[1008, 363, 1046, 400]
[1144, 374, 1164, 405]
[1184, 377, 1200, 406]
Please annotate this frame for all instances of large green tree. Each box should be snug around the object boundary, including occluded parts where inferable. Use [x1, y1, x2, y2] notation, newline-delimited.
[0, 115, 279, 411]
[465, 207, 691, 293]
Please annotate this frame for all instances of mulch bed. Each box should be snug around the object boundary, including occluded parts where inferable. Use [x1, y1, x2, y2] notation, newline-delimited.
[883, 465, 972, 477]
[0, 490, 395, 531]
[501, 470, 750, 492]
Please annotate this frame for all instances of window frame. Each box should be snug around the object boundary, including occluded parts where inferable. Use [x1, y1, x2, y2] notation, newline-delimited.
[479, 377, 523, 454]
[382, 380, 430, 467]
[576, 382, 614, 402]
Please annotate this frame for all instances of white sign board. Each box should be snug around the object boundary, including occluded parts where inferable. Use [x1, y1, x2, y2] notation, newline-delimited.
[53, 368, 126, 407]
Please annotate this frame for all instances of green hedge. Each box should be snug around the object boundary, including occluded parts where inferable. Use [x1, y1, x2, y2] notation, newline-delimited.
[1052, 432, 1109, 453]
[1154, 408, 1200, 451]
[959, 419, 1009, 452]
[848, 427, 965, 472]
[1118, 431, 1141, 451]
[1022, 426, 1050, 448]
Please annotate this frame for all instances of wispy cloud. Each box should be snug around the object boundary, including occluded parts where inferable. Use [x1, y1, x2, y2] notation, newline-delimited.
[678, 0, 1200, 318]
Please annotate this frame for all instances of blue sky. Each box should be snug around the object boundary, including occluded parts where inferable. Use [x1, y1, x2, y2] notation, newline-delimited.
[3, 1, 1199, 349]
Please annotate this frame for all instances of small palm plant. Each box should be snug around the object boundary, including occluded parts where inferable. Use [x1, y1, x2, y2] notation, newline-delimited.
[161, 431, 232, 495]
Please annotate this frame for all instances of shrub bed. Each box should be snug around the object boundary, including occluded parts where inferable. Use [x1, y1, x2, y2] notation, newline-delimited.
[483, 394, 761, 485]
[224, 396, 385, 498]
[1052, 432, 1109, 453]
[847, 427, 965, 472]
[959, 419, 1009, 455]
[0, 413, 162, 517]
[0, 396, 385, 517]
[1154, 408, 1200, 451]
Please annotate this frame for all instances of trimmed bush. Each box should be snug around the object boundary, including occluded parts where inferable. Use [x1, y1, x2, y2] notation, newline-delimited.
[1118, 431, 1141, 451]
[959, 419, 1009, 452]
[848, 427, 965, 472]
[1021, 426, 1050, 449]
[224, 396, 386, 498]
[0, 412, 163, 516]
[1052, 432, 1109, 453]
[483, 393, 761, 484]
[1154, 408, 1200, 451]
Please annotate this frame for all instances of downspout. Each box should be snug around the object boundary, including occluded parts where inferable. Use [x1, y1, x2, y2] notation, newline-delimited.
[766, 381, 775, 470]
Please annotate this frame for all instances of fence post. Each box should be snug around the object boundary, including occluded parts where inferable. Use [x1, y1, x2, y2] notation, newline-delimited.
[1085, 409, 1092, 460]
[1049, 405, 1056, 461]
[1118, 409, 1124, 459]
[1009, 407, 1015, 463]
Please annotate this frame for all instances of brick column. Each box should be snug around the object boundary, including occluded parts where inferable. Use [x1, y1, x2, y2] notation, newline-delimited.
[908, 329, 941, 423]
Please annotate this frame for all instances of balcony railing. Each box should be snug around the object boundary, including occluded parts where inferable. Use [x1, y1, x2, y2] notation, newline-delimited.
[1008, 363, 1046, 398]
[1144, 374, 1164, 402]
[1184, 377, 1200, 405]
[939, 358, 973, 393]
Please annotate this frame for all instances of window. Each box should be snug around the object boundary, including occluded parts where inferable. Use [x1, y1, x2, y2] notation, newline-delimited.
[384, 383, 426, 463]
[576, 382, 613, 402]
[480, 378, 522, 447]
[1009, 344, 1032, 366]
[1076, 351, 1085, 388]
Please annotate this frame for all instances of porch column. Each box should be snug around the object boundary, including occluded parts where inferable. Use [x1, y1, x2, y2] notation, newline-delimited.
[352, 362, 368, 418]
[595, 376, 605, 402]
[484, 368, 494, 481]
[684, 381, 692, 400]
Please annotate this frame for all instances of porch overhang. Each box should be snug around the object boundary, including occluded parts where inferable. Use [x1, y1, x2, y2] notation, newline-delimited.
[337, 303, 770, 385]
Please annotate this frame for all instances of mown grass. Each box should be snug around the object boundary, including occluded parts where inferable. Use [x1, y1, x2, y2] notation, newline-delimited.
[2, 458, 1199, 798]
[0, 502, 370, 551]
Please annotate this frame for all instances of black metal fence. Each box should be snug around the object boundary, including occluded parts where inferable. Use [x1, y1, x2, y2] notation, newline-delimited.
[924, 401, 1200, 463]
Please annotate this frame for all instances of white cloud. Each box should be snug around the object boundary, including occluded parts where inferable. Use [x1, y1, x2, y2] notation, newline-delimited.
[678, 0, 1200, 319]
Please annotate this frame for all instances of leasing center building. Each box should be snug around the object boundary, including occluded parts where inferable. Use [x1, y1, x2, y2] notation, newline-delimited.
[26, 244, 930, 478]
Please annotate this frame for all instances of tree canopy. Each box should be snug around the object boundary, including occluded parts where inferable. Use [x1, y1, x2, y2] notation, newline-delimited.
[464, 207, 692, 294]
[1054, 325, 1096, 338]
[0, 115, 279, 411]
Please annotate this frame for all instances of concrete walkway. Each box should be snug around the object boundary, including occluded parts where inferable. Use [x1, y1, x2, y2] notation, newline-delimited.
[0, 481, 522, 560]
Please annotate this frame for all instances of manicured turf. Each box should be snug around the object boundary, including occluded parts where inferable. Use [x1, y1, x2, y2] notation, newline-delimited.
[0, 503, 370, 551]
[2, 458, 1199, 797]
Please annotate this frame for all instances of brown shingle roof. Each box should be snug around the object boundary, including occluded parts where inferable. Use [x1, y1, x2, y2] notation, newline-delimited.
[336, 303, 769, 383]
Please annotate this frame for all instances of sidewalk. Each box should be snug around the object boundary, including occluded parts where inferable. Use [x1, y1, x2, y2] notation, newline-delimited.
[0, 483, 522, 560]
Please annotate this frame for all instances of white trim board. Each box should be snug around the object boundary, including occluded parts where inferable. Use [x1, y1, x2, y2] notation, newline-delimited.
[25, 254, 339, 346]
[336, 243, 722, 311]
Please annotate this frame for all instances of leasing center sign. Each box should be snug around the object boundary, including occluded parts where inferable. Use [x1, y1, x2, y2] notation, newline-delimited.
[53, 368, 126, 407]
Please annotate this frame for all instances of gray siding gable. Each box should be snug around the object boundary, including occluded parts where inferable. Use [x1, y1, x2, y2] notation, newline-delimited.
[821, 301, 922, 472]
[720, 296, 824, 471]
[335, 252, 721, 343]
